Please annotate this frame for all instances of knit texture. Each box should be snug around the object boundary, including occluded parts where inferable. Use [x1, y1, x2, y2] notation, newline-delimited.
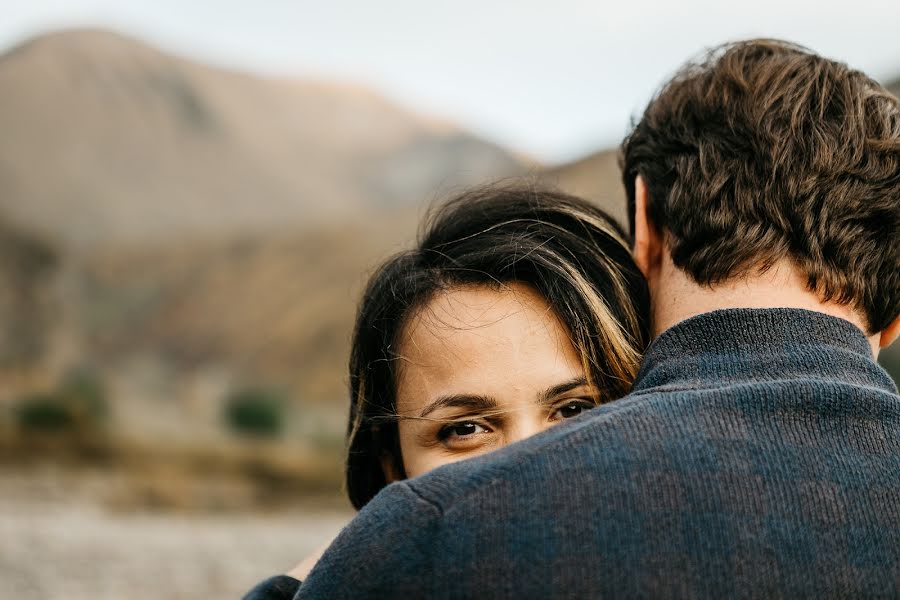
[243, 575, 300, 599]
[288, 309, 900, 599]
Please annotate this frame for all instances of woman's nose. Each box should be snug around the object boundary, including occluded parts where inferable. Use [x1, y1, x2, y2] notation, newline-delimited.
[504, 417, 547, 445]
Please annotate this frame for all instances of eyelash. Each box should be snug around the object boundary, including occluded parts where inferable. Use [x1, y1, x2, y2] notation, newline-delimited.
[436, 421, 491, 441]
[549, 399, 598, 421]
[436, 398, 600, 442]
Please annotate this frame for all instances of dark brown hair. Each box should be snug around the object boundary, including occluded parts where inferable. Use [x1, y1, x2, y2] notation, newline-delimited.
[621, 39, 900, 332]
[345, 184, 650, 509]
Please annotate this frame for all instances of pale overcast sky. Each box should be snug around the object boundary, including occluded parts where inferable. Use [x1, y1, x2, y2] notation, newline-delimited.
[3, 0, 900, 163]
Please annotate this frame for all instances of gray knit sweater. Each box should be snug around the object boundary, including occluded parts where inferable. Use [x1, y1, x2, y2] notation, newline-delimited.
[258, 309, 900, 599]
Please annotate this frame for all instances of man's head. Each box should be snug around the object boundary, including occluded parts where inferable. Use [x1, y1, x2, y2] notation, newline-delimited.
[620, 39, 900, 348]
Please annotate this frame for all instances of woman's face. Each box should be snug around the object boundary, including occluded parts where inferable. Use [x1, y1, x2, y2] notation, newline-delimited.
[391, 282, 602, 479]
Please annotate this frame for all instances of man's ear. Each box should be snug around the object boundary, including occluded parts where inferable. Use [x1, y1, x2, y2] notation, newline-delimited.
[632, 175, 663, 283]
[879, 313, 900, 349]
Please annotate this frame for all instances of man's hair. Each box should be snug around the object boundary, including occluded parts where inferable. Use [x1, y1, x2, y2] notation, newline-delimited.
[621, 39, 900, 333]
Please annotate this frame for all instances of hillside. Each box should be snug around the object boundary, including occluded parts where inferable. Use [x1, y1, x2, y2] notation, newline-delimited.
[0, 29, 896, 439]
[0, 28, 535, 444]
[0, 28, 528, 248]
[0, 220, 58, 371]
[888, 77, 900, 96]
[547, 148, 626, 225]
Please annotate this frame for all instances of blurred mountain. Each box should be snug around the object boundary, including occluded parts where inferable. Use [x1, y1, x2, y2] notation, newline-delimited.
[0, 221, 58, 370]
[0, 28, 896, 434]
[0, 28, 532, 430]
[0, 28, 528, 248]
[888, 77, 900, 96]
[546, 148, 626, 225]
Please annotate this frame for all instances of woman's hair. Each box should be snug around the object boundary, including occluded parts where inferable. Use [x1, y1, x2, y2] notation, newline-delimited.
[345, 184, 651, 509]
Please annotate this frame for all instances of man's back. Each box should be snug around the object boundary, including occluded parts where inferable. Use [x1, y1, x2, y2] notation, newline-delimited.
[298, 309, 899, 598]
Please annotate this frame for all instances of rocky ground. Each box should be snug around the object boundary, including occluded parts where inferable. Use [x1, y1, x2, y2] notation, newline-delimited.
[0, 470, 350, 600]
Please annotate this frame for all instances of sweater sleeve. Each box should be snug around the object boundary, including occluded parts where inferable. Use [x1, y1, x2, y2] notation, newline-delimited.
[242, 574, 301, 600]
[295, 481, 441, 599]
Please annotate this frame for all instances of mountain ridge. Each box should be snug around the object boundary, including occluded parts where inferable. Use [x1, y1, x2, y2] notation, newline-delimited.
[0, 28, 529, 248]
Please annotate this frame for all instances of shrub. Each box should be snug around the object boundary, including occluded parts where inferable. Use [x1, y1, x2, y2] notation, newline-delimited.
[16, 393, 76, 431]
[224, 386, 285, 438]
[15, 368, 108, 433]
[59, 368, 108, 421]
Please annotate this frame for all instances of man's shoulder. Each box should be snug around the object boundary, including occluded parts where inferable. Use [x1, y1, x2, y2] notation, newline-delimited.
[405, 377, 900, 514]
[401, 389, 699, 510]
[304, 362, 900, 597]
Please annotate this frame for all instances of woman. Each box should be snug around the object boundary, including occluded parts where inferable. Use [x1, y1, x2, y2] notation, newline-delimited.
[245, 184, 650, 598]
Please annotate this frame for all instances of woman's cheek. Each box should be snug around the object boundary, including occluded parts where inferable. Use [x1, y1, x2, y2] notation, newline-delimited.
[402, 444, 487, 478]
[403, 448, 450, 478]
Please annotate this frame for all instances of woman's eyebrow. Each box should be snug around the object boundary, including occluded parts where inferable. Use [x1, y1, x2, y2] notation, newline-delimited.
[538, 376, 589, 404]
[418, 394, 498, 418]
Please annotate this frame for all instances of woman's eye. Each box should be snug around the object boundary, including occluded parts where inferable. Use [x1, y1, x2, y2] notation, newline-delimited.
[439, 421, 489, 440]
[551, 402, 595, 420]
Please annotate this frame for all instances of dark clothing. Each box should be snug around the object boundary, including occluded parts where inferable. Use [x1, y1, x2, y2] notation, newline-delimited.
[251, 309, 900, 599]
[243, 576, 300, 600]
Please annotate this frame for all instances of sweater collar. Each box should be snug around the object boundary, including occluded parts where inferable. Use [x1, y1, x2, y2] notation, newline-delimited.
[631, 308, 897, 394]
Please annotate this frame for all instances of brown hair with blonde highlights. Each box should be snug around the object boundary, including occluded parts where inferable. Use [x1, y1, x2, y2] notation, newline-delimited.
[344, 184, 650, 509]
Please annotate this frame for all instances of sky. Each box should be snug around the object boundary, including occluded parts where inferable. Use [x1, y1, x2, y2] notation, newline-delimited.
[3, 0, 900, 164]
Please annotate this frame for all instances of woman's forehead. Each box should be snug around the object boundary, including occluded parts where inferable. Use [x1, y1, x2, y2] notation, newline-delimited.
[394, 284, 584, 411]
[401, 283, 564, 354]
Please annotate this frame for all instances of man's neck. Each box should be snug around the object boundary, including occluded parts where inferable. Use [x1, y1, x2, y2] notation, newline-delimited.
[650, 258, 879, 357]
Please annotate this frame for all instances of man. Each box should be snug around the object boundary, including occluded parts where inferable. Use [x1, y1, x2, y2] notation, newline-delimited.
[260, 39, 900, 598]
